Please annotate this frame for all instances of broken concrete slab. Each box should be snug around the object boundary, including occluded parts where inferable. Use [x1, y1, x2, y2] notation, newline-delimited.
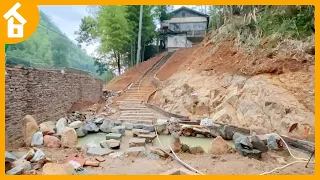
[129, 138, 146, 147]
[133, 124, 144, 129]
[132, 129, 150, 137]
[142, 124, 155, 131]
[106, 133, 122, 140]
[125, 146, 146, 156]
[87, 147, 113, 156]
[138, 133, 156, 143]
[100, 139, 120, 149]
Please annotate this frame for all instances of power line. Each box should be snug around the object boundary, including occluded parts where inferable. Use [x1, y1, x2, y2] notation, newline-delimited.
[39, 23, 70, 40]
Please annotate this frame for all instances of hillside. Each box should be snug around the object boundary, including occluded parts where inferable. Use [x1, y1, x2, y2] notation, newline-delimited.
[5, 11, 108, 79]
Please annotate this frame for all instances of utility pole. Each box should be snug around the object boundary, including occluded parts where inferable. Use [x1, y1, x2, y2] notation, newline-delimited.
[136, 5, 143, 66]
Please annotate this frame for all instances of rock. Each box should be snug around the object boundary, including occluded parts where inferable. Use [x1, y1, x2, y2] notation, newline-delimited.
[75, 126, 88, 137]
[250, 135, 268, 153]
[181, 126, 194, 136]
[6, 159, 32, 175]
[66, 156, 85, 166]
[209, 136, 234, 155]
[42, 163, 74, 175]
[220, 125, 234, 140]
[106, 133, 122, 140]
[100, 120, 115, 133]
[167, 118, 181, 134]
[207, 124, 223, 137]
[170, 132, 181, 153]
[142, 124, 155, 131]
[69, 121, 82, 129]
[249, 125, 268, 135]
[87, 147, 113, 156]
[181, 144, 190, 153]
[196, 134, 205, 138]
[94, 118, 104, 124]
[30, 149, 45, 163]
[149, 147, 169, 158]
[84, 160, 99, 167]
[114, 121, 122, 126]
[43, 135, 61, 148]
[132, 129, 150, 136]
[241, 149, 262, 160]
[95, 157, 105, 162]
[5, 151, 17, 162]
[100, 139, 120, 149]
[61, 127, 77, 148]
[111, 126, 126, 135]
[129, 138, 146, 147]
[125, 146, 146, 156]
[84, 122, 99, 133]
[189, 146, 205, 154]
[31, 131, 43, 147]
[6, 166, 24, 175]
[133, 124, 144, 129]
[200, 118, 213, 126]
[39, 121, 56, 135]
[138, 133, 156, 143]
[123, 122, 133, 130]
[21, 149, 35, 161]
[156, 119, 167, 134]
[267, 135, 279, 150]
[56, 118, 67, 135]
[22, 115, 39, 146]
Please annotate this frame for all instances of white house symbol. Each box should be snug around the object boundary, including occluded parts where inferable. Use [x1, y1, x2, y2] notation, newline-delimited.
[3, 2, 27, 38]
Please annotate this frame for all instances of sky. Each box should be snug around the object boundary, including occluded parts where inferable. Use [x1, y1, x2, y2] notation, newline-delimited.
[37, 5, 208, 55]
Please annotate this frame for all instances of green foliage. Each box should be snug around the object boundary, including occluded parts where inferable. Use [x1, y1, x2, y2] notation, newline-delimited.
[6, 11, 105, 79]
[257, 6, 314, 39]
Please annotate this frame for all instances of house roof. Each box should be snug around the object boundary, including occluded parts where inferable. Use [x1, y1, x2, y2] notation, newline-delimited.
[171, 6, 209, 18]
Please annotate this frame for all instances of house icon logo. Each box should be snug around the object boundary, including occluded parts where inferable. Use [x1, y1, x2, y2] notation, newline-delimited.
[3, 2, 27, 38]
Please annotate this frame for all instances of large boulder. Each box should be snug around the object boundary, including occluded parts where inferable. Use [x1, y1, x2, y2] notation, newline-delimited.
[170, 132, 181, 153]
[69, 121, 82, 129]
[189, 146, 205, 154]
[43, 135, 61, 148]
[42, 163, 74, 175]
[123, 122, 133, 130]
[111, 126, 125, 135]
[75, 126, 88, 137]
[84, 122, 99, 133]
[100, 120, 115, 133]
[31, 131, 43, 147]
[30, 149, 45, 163]
[22, 115, 39, 146]
[156, 119, 167, 134]
[61, 127, 77, 148]
[209, 136, 234, 155]
[100, 139, 120, 149]
[56, 118, 67, 135]
[39, 121, 56, 135]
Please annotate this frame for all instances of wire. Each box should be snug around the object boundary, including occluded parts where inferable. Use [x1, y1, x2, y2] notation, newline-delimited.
[39, 23, 70, 39]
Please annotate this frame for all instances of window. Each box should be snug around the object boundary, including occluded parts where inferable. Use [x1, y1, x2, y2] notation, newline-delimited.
[182, 12, 185, 17]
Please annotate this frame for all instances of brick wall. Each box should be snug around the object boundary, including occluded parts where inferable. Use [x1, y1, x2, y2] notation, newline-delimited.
[5, 67, 103, 147]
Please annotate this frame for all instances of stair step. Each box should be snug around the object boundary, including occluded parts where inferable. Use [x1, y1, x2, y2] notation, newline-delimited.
[118, 119, 154, 124]
[119, 116, 155, 120]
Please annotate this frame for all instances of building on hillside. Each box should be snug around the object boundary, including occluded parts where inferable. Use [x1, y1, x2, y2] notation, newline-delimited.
[159, 6, 210, 51]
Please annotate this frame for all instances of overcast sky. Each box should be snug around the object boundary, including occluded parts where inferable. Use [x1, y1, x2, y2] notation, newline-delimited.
[37, 5, 207, 55]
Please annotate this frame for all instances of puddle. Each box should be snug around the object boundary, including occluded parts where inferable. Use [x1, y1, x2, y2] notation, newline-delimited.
[153, 135, 235, 153]
[77, 133, 107, 147]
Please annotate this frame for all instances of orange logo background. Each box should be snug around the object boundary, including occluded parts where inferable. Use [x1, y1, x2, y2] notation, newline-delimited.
[0, 0, 39, 44]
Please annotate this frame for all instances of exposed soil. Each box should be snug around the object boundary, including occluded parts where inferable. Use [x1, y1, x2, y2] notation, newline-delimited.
[156, 48, 197, 81]
[104, 52, 166, 91]
[7, 146, 314, 175]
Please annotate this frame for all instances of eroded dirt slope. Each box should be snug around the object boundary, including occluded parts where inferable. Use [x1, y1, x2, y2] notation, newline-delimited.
[151, 32, 314, 141]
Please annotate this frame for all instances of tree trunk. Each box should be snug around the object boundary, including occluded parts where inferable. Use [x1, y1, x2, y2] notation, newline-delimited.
[131, 41, 134, 67]
[117, 51, 121, 75]
[141, 42, 145, 62]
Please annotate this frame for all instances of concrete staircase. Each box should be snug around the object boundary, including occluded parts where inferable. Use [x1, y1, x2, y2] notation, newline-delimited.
[116, 52, 175, 125]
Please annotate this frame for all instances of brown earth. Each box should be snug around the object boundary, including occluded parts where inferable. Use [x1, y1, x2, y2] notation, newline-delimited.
[104, 52, 166, 91]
